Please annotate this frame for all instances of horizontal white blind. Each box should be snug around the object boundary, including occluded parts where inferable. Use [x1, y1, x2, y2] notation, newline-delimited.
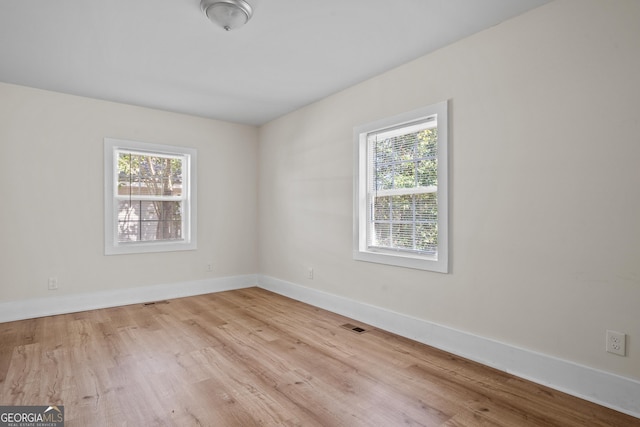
[367, 116, 439, 255]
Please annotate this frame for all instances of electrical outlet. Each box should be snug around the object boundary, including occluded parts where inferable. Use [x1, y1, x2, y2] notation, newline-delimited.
[307, 267, 314, 279]
[48, 277, 58, 290]
[206, 263, 214, 272]
[606, 330, 626, 356]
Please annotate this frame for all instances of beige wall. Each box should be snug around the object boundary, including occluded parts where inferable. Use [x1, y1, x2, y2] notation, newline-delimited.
[258, 0, 640, 380]
[0, 83, 259, 300]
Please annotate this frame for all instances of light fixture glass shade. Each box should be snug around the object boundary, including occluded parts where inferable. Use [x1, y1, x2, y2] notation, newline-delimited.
[201, 0, 253, 31]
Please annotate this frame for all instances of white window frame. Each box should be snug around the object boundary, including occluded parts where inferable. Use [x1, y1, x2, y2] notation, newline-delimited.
[104, 138, 197, 255]
[353, 101, 449, 273]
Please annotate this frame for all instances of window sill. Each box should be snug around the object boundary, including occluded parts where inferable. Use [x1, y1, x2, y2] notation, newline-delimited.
[105, 240, 197, 255]
[353, 249, 448, 273]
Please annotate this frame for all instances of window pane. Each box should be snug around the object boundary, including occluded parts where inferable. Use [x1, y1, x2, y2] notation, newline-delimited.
[140, 221, 158, 241]
[118, 153, 143, 196]
[117, 200, 182, 242]
[373, 222, 390, 247]
[118, 201, 139, 241]
[157, 200, 182, 221]
[118, 220, 139, 241]
[416, 128, 438, 158]
[395, 162, 416, 189]
[391, 195, 413, 221]
[374, 138, 393, 164]
[373, 196, 391, 221]
[140, 221, 183, 241]
[417, 159, 437, 187]
[393, 134, 416, 162]
[415, 193, 437, 222]
[158, 220, 182, 240]
[375, 164, 393, 190]
[139, 200, 158, 220]
[416, 223, 438, 253]
[392, 223, 413, 250]
[372, 127, 438, 192]
[117, 153, 183, 198]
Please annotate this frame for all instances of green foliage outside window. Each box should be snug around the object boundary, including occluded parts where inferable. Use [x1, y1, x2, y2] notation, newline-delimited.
[372, 128, 438, 253]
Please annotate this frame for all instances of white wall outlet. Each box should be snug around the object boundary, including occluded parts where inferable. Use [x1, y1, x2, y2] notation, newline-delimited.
[206, 263, 214, 272]
[606, 330, 626, 356]
[48, 277, 58, 290]
[307, 267, 314, 279]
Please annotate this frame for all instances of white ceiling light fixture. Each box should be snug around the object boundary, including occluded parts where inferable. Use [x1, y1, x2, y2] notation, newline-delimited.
[201, 0, 253, 31]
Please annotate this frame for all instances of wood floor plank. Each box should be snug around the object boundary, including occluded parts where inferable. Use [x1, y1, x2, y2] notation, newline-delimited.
[0, 287, 638, 426]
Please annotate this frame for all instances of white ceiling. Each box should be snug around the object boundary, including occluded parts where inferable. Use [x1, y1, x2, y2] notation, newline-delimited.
[0, 0, 549, 125]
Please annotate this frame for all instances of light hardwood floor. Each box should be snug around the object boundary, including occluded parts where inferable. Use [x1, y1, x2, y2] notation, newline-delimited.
[0, 287, 637, 426]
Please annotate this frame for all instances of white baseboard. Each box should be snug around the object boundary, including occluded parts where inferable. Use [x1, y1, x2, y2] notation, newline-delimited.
[0, 274, 257, 323]
[257, 275, 640, 419]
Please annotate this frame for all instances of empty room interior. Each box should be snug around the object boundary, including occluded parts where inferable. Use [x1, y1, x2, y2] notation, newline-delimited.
[1, 0, 639, 425]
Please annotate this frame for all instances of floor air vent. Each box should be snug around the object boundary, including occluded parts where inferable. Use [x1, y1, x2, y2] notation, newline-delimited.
[143, 300, 169, 306]
[341, 323, 367, 334]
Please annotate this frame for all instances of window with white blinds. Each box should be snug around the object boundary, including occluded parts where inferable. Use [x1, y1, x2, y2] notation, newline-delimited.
[354, 101, 448, 272]
[104, 138, 197, 255]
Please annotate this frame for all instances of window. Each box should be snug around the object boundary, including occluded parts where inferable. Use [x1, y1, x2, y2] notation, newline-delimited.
[353, 101, 448, 272]
[104, 138, 197, 255]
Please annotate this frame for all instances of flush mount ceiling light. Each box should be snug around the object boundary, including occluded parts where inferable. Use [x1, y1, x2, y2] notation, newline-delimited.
[201, 0, 253, 31]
